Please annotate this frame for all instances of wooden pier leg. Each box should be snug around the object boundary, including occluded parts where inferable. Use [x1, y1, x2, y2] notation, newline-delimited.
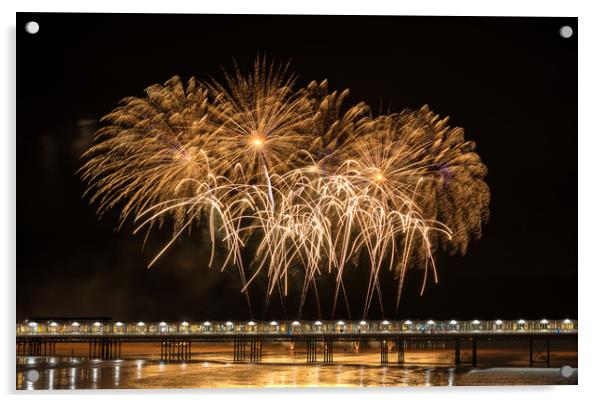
[472, 338, 477, 367]
[455, 339, 461, 365]
[323, 339, 333, 363]
[546, 337, 551, 368]
[397, 339, 405, 364]
[380, 340, 389, 364]
[529, 338, 533, 367]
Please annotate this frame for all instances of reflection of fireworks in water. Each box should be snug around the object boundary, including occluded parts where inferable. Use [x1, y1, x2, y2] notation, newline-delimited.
[80, 58, 490, 318]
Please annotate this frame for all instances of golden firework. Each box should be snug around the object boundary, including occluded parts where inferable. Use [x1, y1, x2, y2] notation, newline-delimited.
[80, 58, 490, 318]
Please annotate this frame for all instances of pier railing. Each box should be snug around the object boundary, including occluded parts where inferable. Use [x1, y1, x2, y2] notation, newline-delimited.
[16, 319, 577, 336]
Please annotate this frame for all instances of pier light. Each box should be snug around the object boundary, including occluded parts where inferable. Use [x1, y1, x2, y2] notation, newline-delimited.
[115, 321, 124, 326]
[314, 320, 323, 327]
[472, 320, 480, 325]
[50, 321, 58, 327]
[159, 322, 168, 333]
[71, 321, 80, 327]
[94, 321, 102, 326]
[180, 321, 189, 332]
[137, 321, 145, 326]
[246, 321, 257, 332]
[448, 320, 459, 332]
[517, 319, 526, 331]
[562, 319, 574, 332]
[427, 320, 435, 325]
[269, 321, 278, 326]
[359, 320, 367, 326]
[181, 321, 189, 326]
[539, 318, 550, 331]
[159, 321, 167, 326]
[471, 320, 482, 331]
[495, 319, 503, 325]
[28, 322, 37, 333]
[337, 320, 345, 325]
[292, 321, 301, 326]
[381, 320, 390, 325]
[449, 320, 458, 325]
[203, 321, 211, 326]
[225, 321, 233, 326]
[404, 320, 413, 325]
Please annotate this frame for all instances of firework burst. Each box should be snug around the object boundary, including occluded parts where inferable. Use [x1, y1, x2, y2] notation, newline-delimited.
[80, 58, 490, 318]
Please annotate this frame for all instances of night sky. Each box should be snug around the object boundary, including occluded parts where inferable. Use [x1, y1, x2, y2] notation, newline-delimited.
[17, 13, 577, 322]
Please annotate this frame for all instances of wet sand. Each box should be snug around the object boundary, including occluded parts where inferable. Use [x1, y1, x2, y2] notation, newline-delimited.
[16, 340, 578, 389]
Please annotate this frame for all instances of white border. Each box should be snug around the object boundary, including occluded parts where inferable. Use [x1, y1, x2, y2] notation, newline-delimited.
[2, 1, 600, 402]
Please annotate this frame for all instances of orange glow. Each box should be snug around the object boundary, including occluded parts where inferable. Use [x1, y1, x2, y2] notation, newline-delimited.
[250, 135, 265, 147]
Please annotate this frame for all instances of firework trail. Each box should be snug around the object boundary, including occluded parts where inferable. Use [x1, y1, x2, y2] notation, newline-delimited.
[80, 57, 490, 318]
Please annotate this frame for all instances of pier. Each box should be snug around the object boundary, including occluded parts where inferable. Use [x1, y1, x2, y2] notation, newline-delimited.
[16, 319, 577, 367]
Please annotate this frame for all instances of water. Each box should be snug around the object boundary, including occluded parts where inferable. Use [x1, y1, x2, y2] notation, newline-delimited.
[16, 341, 577, 389]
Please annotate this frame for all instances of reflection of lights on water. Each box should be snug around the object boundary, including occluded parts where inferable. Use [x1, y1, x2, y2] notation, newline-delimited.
[379, 365, 386, 385]
[424, 368, 432, 386]
[447, 367, 455, 386]
[91, 367, 99, 383]
[113, 365, 120, 386]
[47, 369, 55, 390]
[359, 365, 365, 387]
[136, 360, 144, 379]
[69, 367, 77, 389]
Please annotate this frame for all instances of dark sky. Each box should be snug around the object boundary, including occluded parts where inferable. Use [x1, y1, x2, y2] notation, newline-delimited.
[16, 13, 577, 322]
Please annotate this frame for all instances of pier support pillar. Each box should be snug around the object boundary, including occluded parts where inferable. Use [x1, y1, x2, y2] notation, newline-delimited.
[455, 339, 461, 366]
[306, 338, 317, 363]
[546, 337, 551, 367]
[380, 339, 389, 364]
[323, 339, 334, 363]
[472, 338, 477, 367]
[233, 338, 246, 362]
[396, 339, 405, 364]
[248, 339, 262, 362]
